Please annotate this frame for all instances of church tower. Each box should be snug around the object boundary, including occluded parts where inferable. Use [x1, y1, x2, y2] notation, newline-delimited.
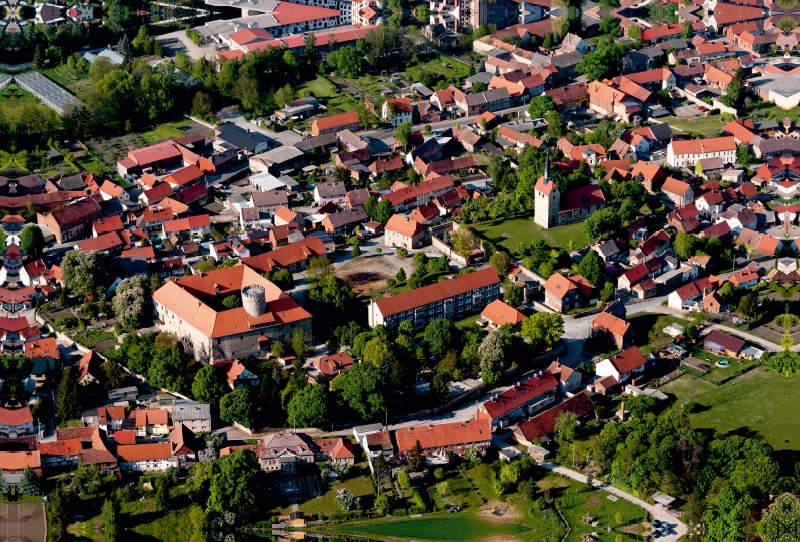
[534, 153, 560, 229]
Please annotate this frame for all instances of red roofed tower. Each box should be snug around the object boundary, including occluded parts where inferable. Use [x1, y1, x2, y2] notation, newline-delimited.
[0, 244, 24, 286]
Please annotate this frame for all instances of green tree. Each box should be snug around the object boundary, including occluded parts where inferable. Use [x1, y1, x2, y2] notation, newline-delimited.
[20, 225, 44, 259]
[102, 498, 118, 542]
[777, 16, 798, 32]
[192, 364, 228, 407]
[598, 15, 621, 36]
[208, 449, 260, 518]
[416, 3, 430, 22]
[309, 275, 356, 309]
[504, 282, 523, 307]
[490, 251, 511, 276]
[112, 274, 151, 329]
[148, 346, 188, 393]
[627, 394, 657, 418]
[292, 326, 311, 360]
[287, 384, 329, 427]
[62, 249, 111, 298]
[781, 330, 795, 349]
[154, 476, 168, 510]
[577, 250, 604, 286]
[554, 411, 578, 441]
[49, 483, 66, 541]
[600, 281, 616, 303]
[396, 268, 407, 282]
[19, 466, 41, 495]
[582, 207, 621, 240]
[219, 387, 256, 428]
[576, 37, 624, 80]
[681, 19, 694, 38]
[331, 362, 386, 420]
[478, 329, 506, 385]
[222, 294, 242, 309]
[619, 199, 639, 224]
[102, 360, 124, 390]
[471, 81, 487, 93]
[424, 318, 455, 357]
[275, 84, 295, 108]
[307, 257, 334, 282]
[736, 143, 755, 166]
[395, 121, 413, 149]
[739, 293, 759, 318]
[408, 440, 424, 471]
[674, 232, 697, 260]
[56, 367, 80, 421]
[191, 91, 213, 119]
[528, 94, 557, 119]
[719, 282, 736, 300]
[521, 312, 564, 352]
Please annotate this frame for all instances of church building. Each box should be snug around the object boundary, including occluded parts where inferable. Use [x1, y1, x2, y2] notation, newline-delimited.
[534, 157, 606, 229]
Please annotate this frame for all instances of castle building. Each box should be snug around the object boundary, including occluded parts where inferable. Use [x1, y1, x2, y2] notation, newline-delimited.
[534, 157, 606, 229]
[152, 265, 312, 363]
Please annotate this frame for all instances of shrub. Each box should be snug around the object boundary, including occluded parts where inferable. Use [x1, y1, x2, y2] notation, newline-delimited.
[433, 467, 445, 480]
[55, 315, 78, 329]
[397, 248, 408, 257]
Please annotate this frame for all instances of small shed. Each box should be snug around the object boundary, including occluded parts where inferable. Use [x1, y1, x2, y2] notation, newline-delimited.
[529, 445, 550, 461]
[651, 492, 676, 510]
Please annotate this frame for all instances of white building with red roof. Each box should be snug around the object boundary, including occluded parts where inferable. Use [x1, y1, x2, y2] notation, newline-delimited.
[0, 406, 34, 438]
[595, 346, 648, 387]
[479, 299, 525, 330]
[533, 159, 606, 229]
[394, 419, 491, 461]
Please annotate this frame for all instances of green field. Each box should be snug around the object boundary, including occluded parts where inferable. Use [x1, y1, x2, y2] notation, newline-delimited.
[297, 76, 358, 113]
[405, 55, 472, 82]
[473, 217, 589, 252]
[0, 84, 39, 107]
[660, 368, 800, 450]
[138, 119, 197, 144]
[664, 115, 726, 137]
[749, 100, 800, 123]
[351, 515, 533, 541]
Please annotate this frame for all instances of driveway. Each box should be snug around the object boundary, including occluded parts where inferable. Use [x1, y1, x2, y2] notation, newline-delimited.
[157, 29, 219, 62]
[540, 462, 687, 541]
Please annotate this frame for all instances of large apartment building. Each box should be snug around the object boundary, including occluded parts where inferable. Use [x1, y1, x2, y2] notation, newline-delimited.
[368, 267, 500, 329]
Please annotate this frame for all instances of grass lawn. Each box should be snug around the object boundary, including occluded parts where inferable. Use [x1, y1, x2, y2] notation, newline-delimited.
[405, 55, 471, 82]
[0, 84, 40, 107]
[39, 66, 89, 92]
[660, 368, 800, 451]
[663, 115, 726, 137]
[272, 465, 376, 517]
[77, 154, 110, 175]
[473, 216, 589, 252]
[749, 100, 800, 123]
[298, 76, 357, 113]
[138, 119, 196, 144]
[346, 515, 534, 541]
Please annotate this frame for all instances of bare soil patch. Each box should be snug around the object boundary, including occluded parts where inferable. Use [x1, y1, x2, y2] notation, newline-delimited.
[478, 501, 522, 523]
[336, 253, 408, 293]
[0, 502, 46, 542]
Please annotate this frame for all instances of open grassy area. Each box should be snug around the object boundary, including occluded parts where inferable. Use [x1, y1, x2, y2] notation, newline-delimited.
[663, 115, 726, 137]
[39, 66, 91, 93]
[321, 469, 646, 542]
[298, 76, 358, 113]
[660, 368, 800, 451]
[473, 216, 589, 252]
[77, 154, 110, 175]
[0, 84, 39, 107]
[138, 119, 197, 144]
[749, 100, 800, 123]
[269, 464, 376, 517]
[405, 55, 471, 82]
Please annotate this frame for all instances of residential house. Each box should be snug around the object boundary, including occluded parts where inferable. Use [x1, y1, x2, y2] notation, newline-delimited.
[322, 208, 367, 237]
[477, 371, 559, 428]
[546, 361, 582, 395]
[595, 346, 648, 387]
[314, 182, 346, 206]
[667, 137, 737, 168]
[117, 443, 177, 472]
[316, 438, 355, 466]
[542, 273, 594, 313]
[704, 329, 745, 357]
[667, 276, 718, 311]
[130, 409, 170, 436]
[313, 352, 355, 384]
[252, 190, 289, 216]
[256, 432, 317, 473]
[37, 199, 102, 243]
[394, 419, 491, 463]
[479, 299, 526, 330]
[384, 214, 427, 249]
[660, 177, 694, 207]
[311, 111, 360, 136]
[591, 311, 633, 350]
[0, 407, 34, 437]
[172, 403, 211, 434]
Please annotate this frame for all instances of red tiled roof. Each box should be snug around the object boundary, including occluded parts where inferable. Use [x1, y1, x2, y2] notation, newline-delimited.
[0, 451, 40, 470]
[131, 409, 169, 427]
[394, 419, 490, 453]
[374, 268, 500, 317]
[313, 352, 355, 376]
[117, 442, 172, 462]
[592, 311, 630, 337]
[312, 111, 359, 132]
[316, 437, 355, 459]
[93, 216, 124, 234]
[25, 337, 58, 359]
[480, 299, 525, 326]
[606, 346, 647, 374]
[39, 439, 82, 458]
[0, 406, 33, 427]
[76, 232, 123, 252]
[481, 373, 559, 419]
[704, 329, 745, 353]
[516, 392, 595, 441]
[240, 238, 326, 274]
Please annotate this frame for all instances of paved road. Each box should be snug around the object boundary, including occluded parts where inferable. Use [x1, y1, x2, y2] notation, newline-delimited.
[215, 107, 303, 146]
[540, 462, 687, 541]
